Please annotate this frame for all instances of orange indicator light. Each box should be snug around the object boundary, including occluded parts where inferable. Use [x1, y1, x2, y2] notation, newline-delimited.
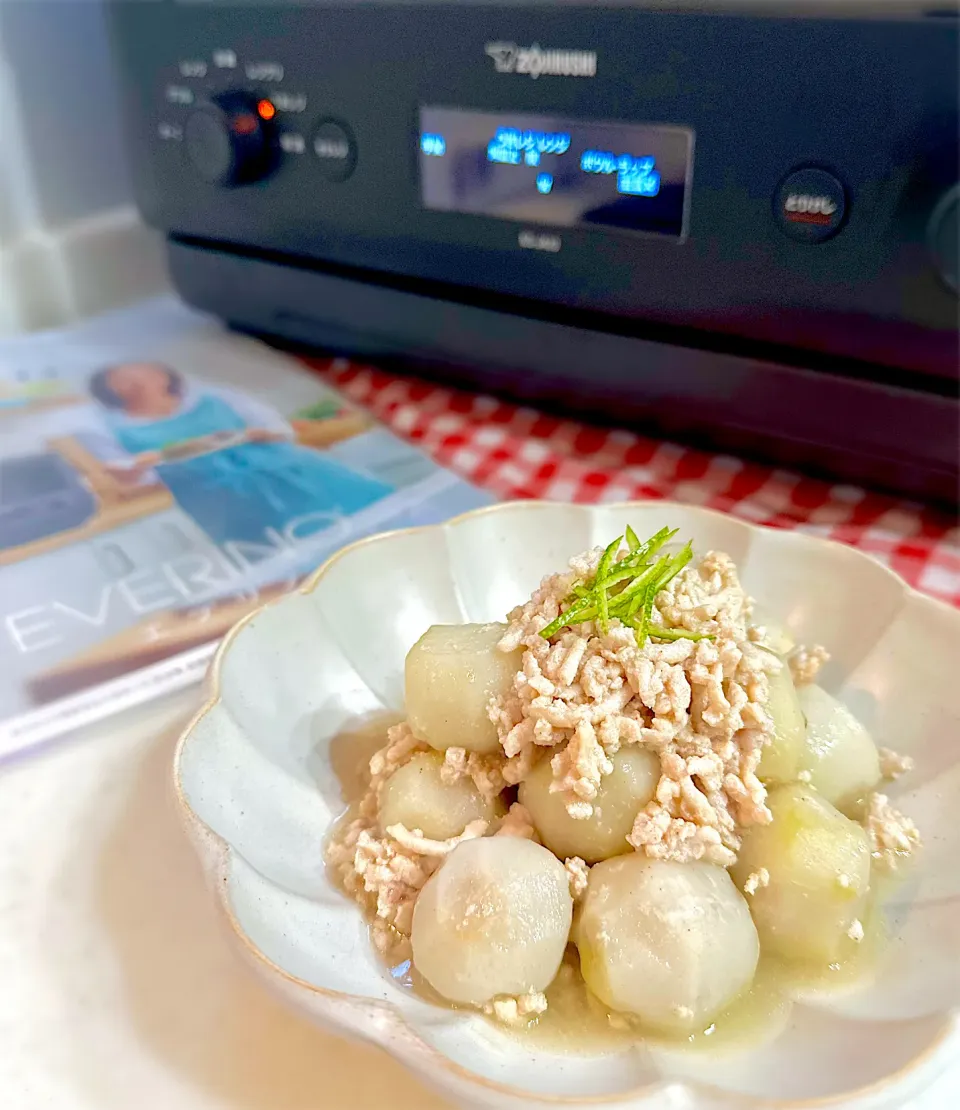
[257, 99, 276, 121]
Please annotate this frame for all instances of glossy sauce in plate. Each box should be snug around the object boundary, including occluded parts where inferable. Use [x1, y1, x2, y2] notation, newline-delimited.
[328, 720, 888, 1058]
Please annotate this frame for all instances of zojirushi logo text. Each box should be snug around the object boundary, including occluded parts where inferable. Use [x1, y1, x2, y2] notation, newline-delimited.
[484, 42, 597, 78]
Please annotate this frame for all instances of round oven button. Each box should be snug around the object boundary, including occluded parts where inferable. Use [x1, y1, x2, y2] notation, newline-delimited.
[774, 167, 847, 243]
[184, 91, 275, 186]
[184, 108, 234, 183]
[312, 119, 356, 181]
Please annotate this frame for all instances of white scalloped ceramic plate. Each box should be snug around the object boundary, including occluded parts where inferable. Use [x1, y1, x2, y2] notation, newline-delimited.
[175, 501, 960, 1110]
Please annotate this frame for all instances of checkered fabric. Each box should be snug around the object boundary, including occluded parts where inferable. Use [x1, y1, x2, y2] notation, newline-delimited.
[310, 358, 960, 608]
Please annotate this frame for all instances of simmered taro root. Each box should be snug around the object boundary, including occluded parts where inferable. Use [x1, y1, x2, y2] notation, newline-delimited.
[757, 659, 806, 786]
[576, 856, 760, 1034]
[519, 748, 659, 864]
[797, 685, 881, 812]
[325, 524, 924, 1037]
[411, 837, 573, 1006]
[405, 623, 522, 754]
[378, 751, 501, 840]
[732, 783, 871, 964]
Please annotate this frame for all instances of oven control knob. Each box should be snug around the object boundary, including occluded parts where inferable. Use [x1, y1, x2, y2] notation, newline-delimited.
[928, 185, 958, 294]
[183, 91, 275, 186]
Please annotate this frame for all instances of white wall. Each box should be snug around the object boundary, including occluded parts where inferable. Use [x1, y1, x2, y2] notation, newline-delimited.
[0, 0, 169, 335]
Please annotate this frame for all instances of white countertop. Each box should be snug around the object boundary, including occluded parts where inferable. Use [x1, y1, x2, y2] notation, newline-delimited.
[0, 695, 450, 1110]
[1, 696, 955, 1109]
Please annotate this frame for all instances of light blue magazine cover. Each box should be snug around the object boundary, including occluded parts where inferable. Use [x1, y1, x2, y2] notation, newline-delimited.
[0, 297, 491, 755]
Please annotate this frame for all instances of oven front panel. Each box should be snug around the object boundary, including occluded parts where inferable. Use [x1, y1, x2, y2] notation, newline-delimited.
[109, 1, 959, 378]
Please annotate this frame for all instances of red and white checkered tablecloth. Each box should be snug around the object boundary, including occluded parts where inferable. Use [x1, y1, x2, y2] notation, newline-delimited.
[312, 358, 960, 609]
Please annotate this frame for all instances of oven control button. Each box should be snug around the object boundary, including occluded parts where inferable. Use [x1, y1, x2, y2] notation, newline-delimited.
[928, 185, 958, 294]
[774, 167, 847, 243]
[184, 91, 275, 186]
[311, 119, 357, 181]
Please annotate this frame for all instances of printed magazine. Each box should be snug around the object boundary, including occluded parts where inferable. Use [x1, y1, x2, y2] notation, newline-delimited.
[0, 298, 490, 756]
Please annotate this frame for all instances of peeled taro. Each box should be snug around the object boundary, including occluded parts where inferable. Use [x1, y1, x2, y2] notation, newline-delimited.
[411, 837, 573, 1006]
[405, 623, 521, 754]
[732, 782, 871, 964]
[576, 855, 760, 1033]
[519, 747, 659, 863]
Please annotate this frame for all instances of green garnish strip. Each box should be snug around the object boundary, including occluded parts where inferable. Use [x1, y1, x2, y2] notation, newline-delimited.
[567, 525, 674, 599]
[595, 535, 620, 635]
[645, 625, 713, 642]
[539, 528, 711, 647]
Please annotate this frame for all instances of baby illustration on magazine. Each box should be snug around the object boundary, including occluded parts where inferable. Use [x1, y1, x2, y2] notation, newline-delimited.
[88, 361, 394, 546]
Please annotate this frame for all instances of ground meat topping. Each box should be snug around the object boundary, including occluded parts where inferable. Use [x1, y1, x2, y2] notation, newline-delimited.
[385, 819, 488, 858]
[325, 726, 441, 947]
[362, 722, 428, 819]
[878, 747, 914, 780]
[482, 991, 549, 1026]
[440, 746, 507, 801]
[789, 644, 830, 686]
[493, 545, 775, 864]
[368, 721, 425, 786]
[864, 792, 922, 872]
[550, 718, 614, 815]
[564, 856, 591, 900]
[349, 827, 437, 937]
[627, 809, 737, 867]
[742, 867, 770, 895]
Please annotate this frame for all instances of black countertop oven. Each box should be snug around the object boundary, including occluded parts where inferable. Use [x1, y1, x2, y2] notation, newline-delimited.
[107, 1, 959, 502]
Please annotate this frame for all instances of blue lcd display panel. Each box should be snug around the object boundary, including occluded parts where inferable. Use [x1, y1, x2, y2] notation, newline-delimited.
[419, 107, 693, 239]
